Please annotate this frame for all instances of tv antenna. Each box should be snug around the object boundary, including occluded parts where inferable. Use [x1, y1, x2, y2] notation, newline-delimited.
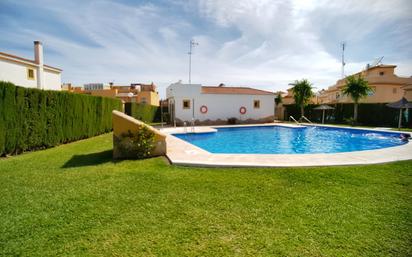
[341, 42, 346, 78]
[188, 39, 199, 85]
[370, 56, 384, 67]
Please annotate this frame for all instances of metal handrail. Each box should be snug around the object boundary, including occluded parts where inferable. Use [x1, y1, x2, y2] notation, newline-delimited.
[289, 116, 299, 125]
[191, 119, 195, 133]
[301, 116, 313, 124]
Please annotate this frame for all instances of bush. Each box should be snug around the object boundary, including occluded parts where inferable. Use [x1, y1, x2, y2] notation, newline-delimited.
[344, 117, 356, 126]
[227, 117, 238, 124]
[114, 128, 155, 159]
[284, 103, 411, 127]
[0, 81, 122, 156]
[125, 103, 160, 123]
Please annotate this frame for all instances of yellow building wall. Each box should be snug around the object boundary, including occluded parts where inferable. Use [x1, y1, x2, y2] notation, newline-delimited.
[318, 65, 412, 104]
[403, 85, 412, 101]
[90, 89, 118, 98]
[137, 91, 159, 106]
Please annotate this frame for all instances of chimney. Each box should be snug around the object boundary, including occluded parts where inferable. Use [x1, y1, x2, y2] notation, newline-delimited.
[34, 41, 43, 64]
[34, 41, 44, 89]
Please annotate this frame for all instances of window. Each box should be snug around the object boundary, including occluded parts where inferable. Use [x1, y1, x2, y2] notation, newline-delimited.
[27, 68, 35, 80]
[367, 87, 375, 96]
[336, 92, 340, 99]
[141, 97, 147, 104]
[379, 71, 384, 76]
[253, 100, 260, 109]
[182, 99, 191, 109]
[393, 88, 397, 94]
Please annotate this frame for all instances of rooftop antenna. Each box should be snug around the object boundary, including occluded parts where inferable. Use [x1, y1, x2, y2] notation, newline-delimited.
[341, 42, 346, 78]
[188, 39, 199, 85]
[371, 56, 384, 67]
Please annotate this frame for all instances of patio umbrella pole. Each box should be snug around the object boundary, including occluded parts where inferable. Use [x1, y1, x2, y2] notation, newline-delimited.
[314, 105, 334, 125]
[387, 98, 412, 130]
[322, 110, 325, 124]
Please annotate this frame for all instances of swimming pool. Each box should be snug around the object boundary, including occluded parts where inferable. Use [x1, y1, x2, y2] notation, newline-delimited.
[173, 125, 407, 154]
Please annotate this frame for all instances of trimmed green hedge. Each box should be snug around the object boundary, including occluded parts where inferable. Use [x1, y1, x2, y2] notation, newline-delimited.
[284, 103, 412, 127]
[125, 103, 161, 123]
[0, 81, 122, 156]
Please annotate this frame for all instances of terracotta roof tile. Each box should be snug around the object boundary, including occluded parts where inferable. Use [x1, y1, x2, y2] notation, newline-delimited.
[201, 86, 273, 95]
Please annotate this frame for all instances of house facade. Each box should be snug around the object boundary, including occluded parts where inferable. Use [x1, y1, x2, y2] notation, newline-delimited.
[63, 82, 160, 106]
[281, 64, 412, 107]
[317, 65, 412, 104]
[166, 81, 275, 124]
[0, 41, 62, 90]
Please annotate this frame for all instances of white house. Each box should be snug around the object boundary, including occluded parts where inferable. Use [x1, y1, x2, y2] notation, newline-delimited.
[166, 81, 275, 124]
[0, 41, 62, 90]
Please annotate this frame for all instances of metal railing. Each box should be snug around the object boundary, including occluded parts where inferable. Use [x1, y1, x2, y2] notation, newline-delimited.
[289, 116, 299, 125]
[183, 121, 187, 133]
[191, 118, 195, 133]
[300, 116, 313, 124]
[183, 120, 196, 133]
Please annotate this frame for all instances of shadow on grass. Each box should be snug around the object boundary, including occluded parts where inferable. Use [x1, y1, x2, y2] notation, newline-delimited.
[62, 150, 115, 168]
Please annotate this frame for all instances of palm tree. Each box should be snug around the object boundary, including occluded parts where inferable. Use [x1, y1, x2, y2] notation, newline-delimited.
[341, 75, 372, 123]
[291, 79, 314, 118]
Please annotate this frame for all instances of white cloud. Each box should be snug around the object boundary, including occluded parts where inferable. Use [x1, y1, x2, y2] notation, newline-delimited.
[1, 0, 411, 97]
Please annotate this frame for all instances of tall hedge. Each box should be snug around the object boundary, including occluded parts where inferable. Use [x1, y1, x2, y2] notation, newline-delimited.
[125, 102, 161, 123]
[0, 81, 123, 156]
[283, 103, 411, 127]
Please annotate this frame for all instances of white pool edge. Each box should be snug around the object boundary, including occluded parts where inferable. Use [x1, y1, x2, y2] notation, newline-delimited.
[161, 123, 412, 167]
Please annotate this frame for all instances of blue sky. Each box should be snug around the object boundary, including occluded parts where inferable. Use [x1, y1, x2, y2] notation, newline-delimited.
[1, 0, 411, 97]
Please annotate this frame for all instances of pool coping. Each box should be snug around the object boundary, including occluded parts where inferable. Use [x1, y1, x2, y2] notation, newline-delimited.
[160, 123, 412, 167]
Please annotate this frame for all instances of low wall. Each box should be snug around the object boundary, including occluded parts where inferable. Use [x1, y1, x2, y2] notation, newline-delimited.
[112, 110, 167, 159]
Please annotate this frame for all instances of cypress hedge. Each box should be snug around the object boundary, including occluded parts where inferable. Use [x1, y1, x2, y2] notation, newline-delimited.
[0, 81, 122, 156]
[283, 103, 411, 127]
[125, 102, 161, 123]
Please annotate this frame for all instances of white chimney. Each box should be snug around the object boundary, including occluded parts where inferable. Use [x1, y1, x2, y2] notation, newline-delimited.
[34, 41, 44, 89]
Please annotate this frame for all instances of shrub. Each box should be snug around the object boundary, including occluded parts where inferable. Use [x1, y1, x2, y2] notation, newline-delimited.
[0, 81, 122, 156]
[344, 117, 356, 126]
[114, 128, 155, 159]
[227, 117, 238, 124]
[283, 103, 410, 127]
[125, 103, 160, 123]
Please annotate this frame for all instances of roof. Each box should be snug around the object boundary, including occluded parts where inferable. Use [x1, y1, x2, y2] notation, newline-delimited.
[201, 86, 274, 95]
[0, 51, 62, 72]
[367, 64, 397, 70]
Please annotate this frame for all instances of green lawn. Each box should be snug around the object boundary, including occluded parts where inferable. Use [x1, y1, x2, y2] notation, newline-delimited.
[0, 134, 411, 256]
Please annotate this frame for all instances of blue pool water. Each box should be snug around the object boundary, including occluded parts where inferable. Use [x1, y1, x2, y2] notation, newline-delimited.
[174, 126, 407, 154]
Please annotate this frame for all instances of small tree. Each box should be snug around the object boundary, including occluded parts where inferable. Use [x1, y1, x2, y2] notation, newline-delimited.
[275, 93, 283, 106]
[291, 79, 314, 118]
[341, 75, 372, 123]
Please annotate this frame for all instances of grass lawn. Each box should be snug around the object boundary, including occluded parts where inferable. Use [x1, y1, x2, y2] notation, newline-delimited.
[0, 133, 411, 256]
